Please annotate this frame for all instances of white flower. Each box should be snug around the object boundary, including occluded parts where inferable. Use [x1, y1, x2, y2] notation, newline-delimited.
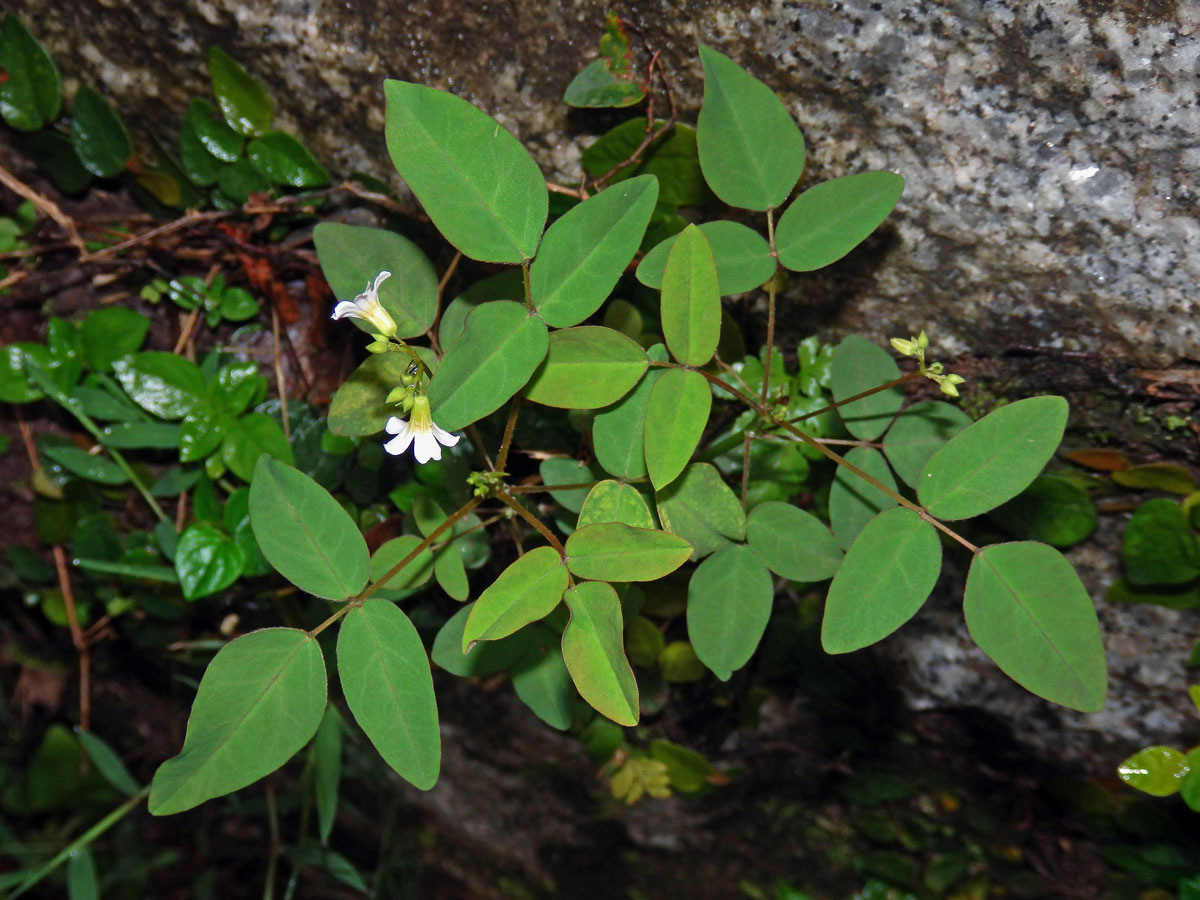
[331, 270, 397, 337]
[383, 396, 460, 464]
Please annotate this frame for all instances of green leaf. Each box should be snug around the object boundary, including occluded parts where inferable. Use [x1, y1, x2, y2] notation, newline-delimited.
[562, 581, 639, 725]
[919, 396, 1069, 520]
[1111, 462, 1198, 495]
[149, 628, 327, 814]
[581, 120, 714, 207]
[1121, 498, 1200, 586]
[438, 268, 524, 347]
[249, 457, 370, 600]
[883, 400, 974, 489]
[829, 447, 899, 549]
[687, 543, 774, 681]
[25, 131, 92, 194]
[313, 223, 437, 338]
[112, 352, 206, 420]
[644, 367, 711, 490]
[822, 507, 942, 653]
[655, 462, 745, 559]
[179, 408, 228, 462]
[696, 44, 805, 211]
[593, 343, 667, 479]
[40, 445, 128, 485]
[384, 80, 547, 263]
[338, 599, 440, 790]
[80, 307, 149, 373]
[313, 707, 342, 844]
[563, 58, 645, 108]
[208, 48, 273, 137]
[649, 740, 714, 793]
[175, 523, 246, 600]
[76, 729, 140, 796]
[463, 546, 568, 650]
[0, 14, 61, 131]
[776, 172, 905, 272]
[625, 615, 666, 667]
[530, 175, 658, 327]
[185, 97, 243, 162]
[67, 848, 98, 900]
[247, 131, 329, 187]
[328, 353, 415, 437]
[0, 342, 48, 403]
[511, 626, 576, 730]
[565, 523, 692, 582]
[432, 604, 531, 677]
[69, 85, 132, 178]
[660, 224, 721, 366]
[221, 411, 294, 481]
[524, 326, 648, 409]
[1117, 746, 1188, 797]
[178, 117, 220, 186]
[829, 336, 903, 441]
[1106, 577, 1200, 610]
[746, 500, 843, 582]
[578, 480, 656, 530]
[369, 535, 435, 599]
[216, 157, 270, 203]
[434, 546, 470, 602]
[539, 457, 600, 513]
[964, 541, 1107, 712]
[636, 220, 775, 296]
[990, 475, 1098, 547]
[426, 301, 548, 432]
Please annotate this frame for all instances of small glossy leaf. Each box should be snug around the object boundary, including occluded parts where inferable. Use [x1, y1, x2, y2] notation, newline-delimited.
[919, 396, 1069, 520]
[660, 224, 721, 366]
[636, 220, 774, 295]
[990, 475, 1098, 548]
[530, 176, 658, 327]
[432, 604, 532, 677]
[883, 400, 973, 489]
[175, 523, 246, 601]
[313, 707, 342, 844]
[369, 535, 435, 599]
[185, 97, 243, 162]
[511, 626, 575, 730]
[313, 223, 437, 339]
[338, 599, 440, 790]
[687, 543, 774, 681]
[247, 132, 329, 187]
[384, 80, 547, 263]
[80, 307, 149, 373]
[1117, 746, 1189, 797]
[0, 342, 49, 403]
[426, 301, 548, 432]
[149, 628, 327, 814]
[565, 522, 692, 582]
[655, 463, 745, 559]
[776, 172, 905, 272]
[40, 445, 128, 485]
[1121, 498, 1200, 587]
[328, 353, 415, 437]
[829, 447, 899, 549]
[578, 480, 656, 530]
[208, 48, 273, 137]
[593, 344, 668, 479]
[524, 326, 648, 409]
[216, 157, 270, 203]
[829, 336, 903, 441]
[964, 541, 1107, 712]
[249, 457, 369, 600]
[26, 131, 92, 194]
[178, 117, 220, 186]
[221, 411, 294, 481]
[179, 408, 229, 462]
[463, 546, 568, 650]
[112, 352, 206, 420]
[696, 44, 805, 211]
[563, 581, 639, 725]
[822, 507, 941, 653]
[76, 729, 140, 796]
[69, 85, 132, 178]
[644, 367, 711, 490]
[0, 14, 61, 131]
[746, 501, 843, 582]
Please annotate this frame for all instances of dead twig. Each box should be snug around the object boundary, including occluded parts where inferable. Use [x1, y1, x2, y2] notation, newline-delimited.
[0, 160, 88, 256]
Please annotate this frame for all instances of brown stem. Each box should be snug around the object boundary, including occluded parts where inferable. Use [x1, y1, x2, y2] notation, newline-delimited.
[786, 371, 922, 425]
[52, 546, 90, 732]
[271, 305, 290, 441]
[494, 396, 522, 474]
[0, 160, 87, 256]
[494, 490, 565, 556]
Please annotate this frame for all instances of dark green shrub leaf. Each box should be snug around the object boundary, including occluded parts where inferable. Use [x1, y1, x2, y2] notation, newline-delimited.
[636, 220, 774, 295]
[919, 396, 1069, 520]
[829, 446, 899, 549]
[563, 581, 639, 725]
[112, 352, 206, 420]
[990, 475, 1097, 547]
[579, 480, 656, 530]
[80, 307, 149, 373]
[1121, 498, 1200, 586]
[655, 462, 745, 559]
[384, 80, 547, 263]
[776, 172, 905, 272]
[208, 48, 273, 137]
[40, 445, 128, 485]
[185, 97, 243, 162]
[25, 132, 92, 194]
[179, 408, 229, 462]
[746, 500, 843, 582]
[964, 541, 1107, 712]
[583, 120, 713, 207]
[563, 58, 645, 108]
[625, 615, 665, 668]
[249, 457, 369, 601]
[524, 326, 648, 409]
[149, 628, 327, 814]
[882, 400, 973, 488]
[696, 44, 805, 211]
[644, 367, 711, 490]
[76, 729, 140, 796]
[216, 157, 270, 203]
[511, 625, 575, 730]
[0, 342, 49, 403]
[174, 523, 246, 600]
[221, 411, 294, 481]
[247, 131, 329, 187]
[427, 301, 549, 432]
[1117, 746, 1188, 797]
[178, 118, 219, 186]
[328, 353, 415, 437]
[69, 85, 133, 178]
[530, 175, 657, 326]
[565, 523, 692, 582]
[313, 707, 342, 845]
[1105, 577, 1200, 610]
[432, 604, 532, 677]
[829, 336, 903, 442]
[338, 599, 440, 790]
[0, 14, 61, 130]
[687, 543, 774, 681]
[593, 343, 667, 479]
[822, 507, 941, 653]
[463, 546, 567, 650]
[660, 224, 721, 366]
[539, 457, 601, 513]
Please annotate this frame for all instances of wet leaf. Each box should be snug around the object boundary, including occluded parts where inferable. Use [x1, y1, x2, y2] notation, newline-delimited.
[1117, 746, 1188, 797]
[208, 47, 273, 137]
[0, 14, 61, 131]
[80, 307, 149, 373]
[112, 352, 206, 420]
[174, 523, 245, 600]
[70, 84, 133, 178]
[247, 131, 329, 187]
[40, 445, 128, 485]
[185, 97, 243, 162]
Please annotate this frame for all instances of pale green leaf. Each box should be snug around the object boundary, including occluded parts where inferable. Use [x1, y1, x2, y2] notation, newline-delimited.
[523, 326, 648, 409]
[636, 220, 774, 295]
[660, 224, 721, 366]
[578, 480, 656, 530]
[463, 546, 568, 650]
[655, 462, 745, 559]
[565, 523, 692, 582]
[644, 367, 711, 490]
[776, 172, 905, 272]
[562, 581, 640, 725]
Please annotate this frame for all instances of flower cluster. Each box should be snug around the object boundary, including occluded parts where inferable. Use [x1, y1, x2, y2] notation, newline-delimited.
[891, 329, 966, 398]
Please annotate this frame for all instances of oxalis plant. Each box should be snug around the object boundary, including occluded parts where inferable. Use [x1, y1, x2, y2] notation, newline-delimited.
[146, 43, 1108, 816]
